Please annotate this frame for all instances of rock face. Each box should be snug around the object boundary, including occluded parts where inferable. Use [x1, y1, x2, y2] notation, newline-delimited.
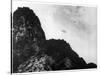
[12, 7, 46, 73]
[12, 7, 97, 73]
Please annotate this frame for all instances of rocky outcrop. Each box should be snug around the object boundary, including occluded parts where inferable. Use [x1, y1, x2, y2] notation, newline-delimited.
[12, 7, 46, 73]
[12, 7, 97, 73]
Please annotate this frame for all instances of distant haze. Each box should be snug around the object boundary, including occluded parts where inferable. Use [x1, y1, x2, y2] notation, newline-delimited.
[12, 1, 97, 64]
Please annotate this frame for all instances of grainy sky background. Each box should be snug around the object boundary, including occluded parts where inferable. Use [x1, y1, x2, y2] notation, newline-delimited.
[12, 1, 97, 64]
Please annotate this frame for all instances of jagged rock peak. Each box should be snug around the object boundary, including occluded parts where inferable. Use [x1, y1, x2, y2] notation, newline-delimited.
[13, 7, 46, 43]
[12, 7, 46, 73]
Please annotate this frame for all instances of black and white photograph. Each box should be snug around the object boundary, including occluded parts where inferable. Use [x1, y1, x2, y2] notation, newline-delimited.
[11, 0, 97, 73]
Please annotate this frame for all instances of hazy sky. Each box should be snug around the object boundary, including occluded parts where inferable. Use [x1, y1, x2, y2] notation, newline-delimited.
[12, 1, 97, 64]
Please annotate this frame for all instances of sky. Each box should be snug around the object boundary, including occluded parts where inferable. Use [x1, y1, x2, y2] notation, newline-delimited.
[12, 1, 97, 64]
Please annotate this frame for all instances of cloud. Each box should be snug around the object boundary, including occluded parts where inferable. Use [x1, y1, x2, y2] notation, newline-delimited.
[53, 5, 96, 40]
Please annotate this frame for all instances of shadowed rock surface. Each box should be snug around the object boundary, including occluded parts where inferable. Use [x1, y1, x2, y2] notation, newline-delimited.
[12, 7, 46, 73]
[12, 7, 97, 73]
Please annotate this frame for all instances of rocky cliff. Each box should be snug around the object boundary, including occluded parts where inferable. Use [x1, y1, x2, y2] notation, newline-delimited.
[12, 7, 97, 73]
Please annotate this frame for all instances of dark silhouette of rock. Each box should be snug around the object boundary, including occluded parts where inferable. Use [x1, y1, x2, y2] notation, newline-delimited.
[42, 39, 88, 70]
[16, 39, 97, 72]
[13, 7, 46, 44]
[87, 63, 97, 68]
[12, 7, 97, 73]
[12, 7, 46, 73]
